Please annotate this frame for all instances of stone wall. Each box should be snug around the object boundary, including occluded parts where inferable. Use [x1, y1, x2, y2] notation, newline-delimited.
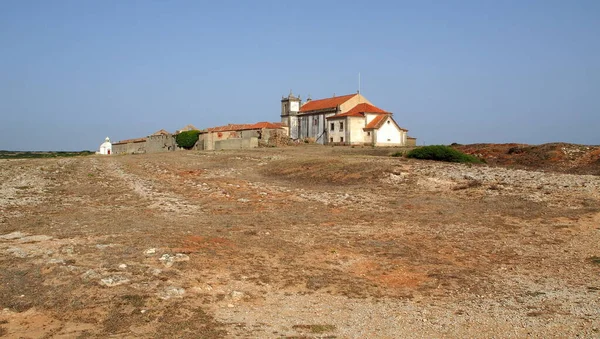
[146, 134, 177, 153]
[112, 141, 147, 154]
[260, 129, 290, 147]
[197, 129, 283, 151]
[214, 137, 258, 150]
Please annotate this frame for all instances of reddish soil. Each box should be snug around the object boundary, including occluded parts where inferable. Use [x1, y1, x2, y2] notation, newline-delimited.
[454, 142, 600, 175]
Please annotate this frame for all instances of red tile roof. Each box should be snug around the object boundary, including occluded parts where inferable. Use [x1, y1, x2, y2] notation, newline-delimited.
[299, 94, 357, 113]
[327, 111, 361, 118]
[364, 114, 388, 129]
[207, 124, 248, 132]
[327, 103, 389, 118]
[346, 103, 389, 115]
[364, 115, 408, 131]
[245, 122, 283, 130]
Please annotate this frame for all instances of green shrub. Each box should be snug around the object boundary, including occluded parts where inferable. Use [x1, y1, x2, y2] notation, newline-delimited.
[406, 145, 482, 163]
[0, 151, 93, 159]
[589, 256, 600, 264]
[176, 130, 200, 149]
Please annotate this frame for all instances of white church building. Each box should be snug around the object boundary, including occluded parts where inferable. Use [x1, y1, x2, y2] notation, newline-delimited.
[97, 137, 112, 155]
[280, 91, 415, 146]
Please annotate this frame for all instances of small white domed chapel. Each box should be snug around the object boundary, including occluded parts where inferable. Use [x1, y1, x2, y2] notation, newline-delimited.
[98, 137, 112, 155]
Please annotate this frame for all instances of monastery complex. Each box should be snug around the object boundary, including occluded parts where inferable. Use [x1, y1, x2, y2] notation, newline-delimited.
[98, 92, 415, 154]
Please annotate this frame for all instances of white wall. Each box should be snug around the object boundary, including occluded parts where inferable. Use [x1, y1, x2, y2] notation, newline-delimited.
[365, 113, 379, 125]
[348, 116, 365, 144]
[363, 130, 374, 144]
[327, 118, 346, 143]
[375, 117, 403, 145]
[99, 142, 112, 155]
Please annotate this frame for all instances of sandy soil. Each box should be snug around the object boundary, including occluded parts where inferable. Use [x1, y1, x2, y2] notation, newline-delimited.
[0, 146, 599, 338]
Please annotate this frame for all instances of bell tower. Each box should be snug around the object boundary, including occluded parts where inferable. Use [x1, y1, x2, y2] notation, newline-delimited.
[281, 90, 301, 139]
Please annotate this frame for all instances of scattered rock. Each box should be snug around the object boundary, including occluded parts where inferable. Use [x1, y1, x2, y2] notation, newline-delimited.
[159, 253, 189, 267]
[238, 198, 250, 203]
[61, 246, 74, 254]
[144, 248, 156, 255]
[158, 286, 185, 300]
[0, 231, 27, 240]
[95, 244, 115, 250]
[62, 265, 81, 273]
[148, 268, 162, 276]
[6, 247, 28, 258]
[230, 291, 244, 301]
[118, 264, 127, 269]
[19, 235, 53, 243]
[81, 269, 101, 281]
[48, 258, 65, 264]
[99, 275, 130, 287]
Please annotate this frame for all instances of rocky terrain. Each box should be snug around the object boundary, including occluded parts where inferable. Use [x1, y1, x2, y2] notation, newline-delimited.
[0, 145, 599, 338]
[454, 142, 600, 175]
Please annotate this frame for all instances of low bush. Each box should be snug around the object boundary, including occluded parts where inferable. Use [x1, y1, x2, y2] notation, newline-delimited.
[175, 130, 201, 149]
[588, 256, 600, 264]
[407, 145, 482, 163]
[0, 151, 94, 159]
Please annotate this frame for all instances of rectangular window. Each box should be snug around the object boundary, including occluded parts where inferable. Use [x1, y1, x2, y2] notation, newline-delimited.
[340, 137, 344, 143]
[330, 137, 333, 143]
[339, 122, 344, 131]
[330, 123, 334, 131]
[367, 131, 371, 136]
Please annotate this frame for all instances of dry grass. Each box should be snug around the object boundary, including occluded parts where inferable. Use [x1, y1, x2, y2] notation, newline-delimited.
[292, 324, 336, 333]
[453, 179, 483, 190]
[262, 157, 391, 185]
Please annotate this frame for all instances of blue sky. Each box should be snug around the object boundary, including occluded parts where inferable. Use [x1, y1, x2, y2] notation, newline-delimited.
[1, 0, 598, 151]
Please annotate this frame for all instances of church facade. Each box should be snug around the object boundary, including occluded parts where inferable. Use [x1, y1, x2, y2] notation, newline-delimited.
[280, 92, 414, 146]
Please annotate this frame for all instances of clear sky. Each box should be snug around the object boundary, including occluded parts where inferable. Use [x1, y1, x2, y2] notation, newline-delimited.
[1, 0, 598, 151]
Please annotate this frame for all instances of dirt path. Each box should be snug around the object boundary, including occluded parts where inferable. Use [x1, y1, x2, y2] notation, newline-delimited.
[0, 148, 599, 338]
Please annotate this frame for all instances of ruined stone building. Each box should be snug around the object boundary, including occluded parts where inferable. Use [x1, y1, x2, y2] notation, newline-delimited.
[198, 122, 285, 150]
[112, 129, 176, 155]
[112, 137, 147, 155]
[111, 122, 285, 154]
[280, 92, 416, 146]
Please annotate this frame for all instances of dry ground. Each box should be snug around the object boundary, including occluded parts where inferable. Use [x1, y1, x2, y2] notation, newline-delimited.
[454, 143, 600, 175]
[0, 145, 599, 338]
